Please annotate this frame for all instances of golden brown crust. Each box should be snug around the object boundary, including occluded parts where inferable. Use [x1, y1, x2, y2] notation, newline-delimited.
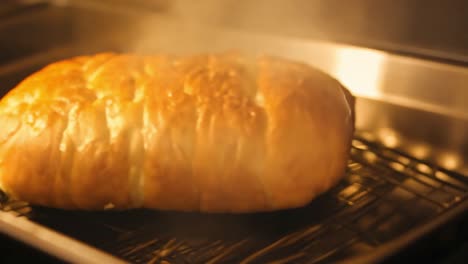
[0, 52, 354, 212]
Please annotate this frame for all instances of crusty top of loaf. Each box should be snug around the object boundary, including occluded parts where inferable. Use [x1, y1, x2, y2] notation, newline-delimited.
[0, 52, 354, 212]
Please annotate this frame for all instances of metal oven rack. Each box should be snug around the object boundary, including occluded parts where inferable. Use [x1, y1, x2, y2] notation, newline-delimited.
[1, 134, 467, 263]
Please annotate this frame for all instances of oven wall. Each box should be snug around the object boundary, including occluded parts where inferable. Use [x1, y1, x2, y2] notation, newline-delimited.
[167, 0, 468, 62]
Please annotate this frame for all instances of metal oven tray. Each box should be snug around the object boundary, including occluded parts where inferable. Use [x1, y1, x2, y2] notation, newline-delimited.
[0, 2, 467, 263]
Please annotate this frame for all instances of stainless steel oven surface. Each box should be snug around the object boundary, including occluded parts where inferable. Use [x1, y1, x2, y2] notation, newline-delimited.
[0, 1, 467, 263]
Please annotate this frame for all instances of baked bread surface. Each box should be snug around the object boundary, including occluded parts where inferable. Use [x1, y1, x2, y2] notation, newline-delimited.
[0, 52, 354, 212]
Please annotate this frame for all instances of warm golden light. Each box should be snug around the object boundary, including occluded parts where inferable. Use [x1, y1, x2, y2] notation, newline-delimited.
[390, 162, 405, 172]
[352, 139, 368, 150]
[396, 156, 411, 165]
[378, 128, 400, 148]
[334, 48, 385, 98]
[438, 153, 461, 170]
[416, 163, 432, 174]
[363, 151, 378, 163]
[409, 144, 431, 159]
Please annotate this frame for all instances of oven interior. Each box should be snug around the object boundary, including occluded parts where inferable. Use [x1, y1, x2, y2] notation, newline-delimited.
[0, 1, 467, 263]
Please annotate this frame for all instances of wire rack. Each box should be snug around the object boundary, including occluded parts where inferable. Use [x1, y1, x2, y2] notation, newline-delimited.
[1, 133, 467, 264]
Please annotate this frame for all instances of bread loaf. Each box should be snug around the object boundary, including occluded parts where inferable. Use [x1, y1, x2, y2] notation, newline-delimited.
[0, 52, 354, 213]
